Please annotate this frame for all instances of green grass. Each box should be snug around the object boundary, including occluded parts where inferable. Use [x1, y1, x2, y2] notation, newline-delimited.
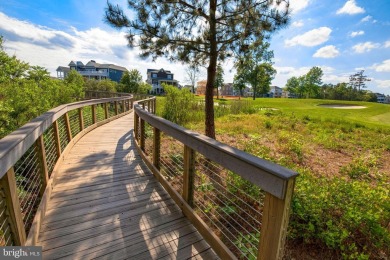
[238, 98, 390, 128]
[156, 96, 390, 259]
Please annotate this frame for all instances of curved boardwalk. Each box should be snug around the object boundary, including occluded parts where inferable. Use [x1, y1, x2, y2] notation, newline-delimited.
[39, 113, 217, 259]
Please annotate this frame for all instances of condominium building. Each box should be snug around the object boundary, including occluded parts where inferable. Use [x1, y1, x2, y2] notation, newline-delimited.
[146, 68, 178, 94]
[56, 60, 127, 82]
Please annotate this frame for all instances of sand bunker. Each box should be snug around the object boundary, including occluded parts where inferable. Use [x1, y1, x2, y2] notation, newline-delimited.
[319, 104, 366, 109]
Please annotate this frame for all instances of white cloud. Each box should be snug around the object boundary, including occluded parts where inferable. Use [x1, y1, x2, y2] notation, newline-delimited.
[350, 30, 364, 37]
[292, 20, 304, 27]
[374, 79, 390, 89]
[361, 15, 371, 22]
[313, 45, 340, 58]
[285, 27, 332, 47]
[0, 11, 193, 83]
[289, 0, 310, 14]
[352, 42, 380, 53]
[385, 41, 390, 48]
[337, 0, 365, 15]
[370, 60, 390, 72]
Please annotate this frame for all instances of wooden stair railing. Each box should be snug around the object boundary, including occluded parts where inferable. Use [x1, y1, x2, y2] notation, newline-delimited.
[0, 96, 135, 246]
[134, 97, 298, 260]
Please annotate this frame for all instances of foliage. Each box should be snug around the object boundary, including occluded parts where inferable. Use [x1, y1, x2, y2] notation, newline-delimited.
[185, 65, 202, 94]
[118, 69, 143, 93]
[304, 66, 323, 98]
[214, 64, 224, 99]
[322, 82, 377, 102]
[291, 172, 389, 258]
[0, 36, 84, 138]
[163, 97, 390, 259]
[138, 82, 152, 94]
[285, 66, 323, 98]
[85, 79, 117, 92]
[349, 70, 370, 91]
[162, 85, 197, 125]
[105, 0, 290, 138]
[234, 42, 276, 100]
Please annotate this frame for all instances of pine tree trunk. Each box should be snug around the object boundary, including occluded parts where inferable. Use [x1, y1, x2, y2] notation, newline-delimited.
[205, 0, 217, 139]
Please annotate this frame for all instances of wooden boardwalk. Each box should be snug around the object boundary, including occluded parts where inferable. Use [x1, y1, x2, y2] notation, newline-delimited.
[39, 113, 218, 259]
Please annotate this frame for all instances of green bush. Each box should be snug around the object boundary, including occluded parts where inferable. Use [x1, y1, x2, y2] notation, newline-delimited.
[162, 85, 198, 124]
[290, 171, 389, 258]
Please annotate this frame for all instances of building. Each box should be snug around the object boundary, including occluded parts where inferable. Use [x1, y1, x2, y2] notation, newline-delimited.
[220, 83, 234, 96]
[376, 93, 386, 103]
[269, 86, 283, 98]
[146, 68, 179, 94]
[56, 60, 128, 82]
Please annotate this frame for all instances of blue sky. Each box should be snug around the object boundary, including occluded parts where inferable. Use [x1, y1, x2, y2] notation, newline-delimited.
[1, 0, 389, 94]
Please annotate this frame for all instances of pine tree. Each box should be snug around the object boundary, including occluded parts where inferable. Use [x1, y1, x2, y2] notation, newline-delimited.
[105, 0, 290, 138]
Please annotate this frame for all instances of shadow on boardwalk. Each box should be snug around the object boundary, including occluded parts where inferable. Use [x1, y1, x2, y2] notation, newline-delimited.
[39, 113, 217, 259]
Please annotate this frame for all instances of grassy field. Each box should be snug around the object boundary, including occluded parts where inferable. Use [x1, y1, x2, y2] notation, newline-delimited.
[157, 96, 390, 259]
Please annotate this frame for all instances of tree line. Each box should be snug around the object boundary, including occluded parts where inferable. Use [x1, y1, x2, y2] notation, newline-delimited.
[285, 67, 376, 101]
[0, 36, 150, 139]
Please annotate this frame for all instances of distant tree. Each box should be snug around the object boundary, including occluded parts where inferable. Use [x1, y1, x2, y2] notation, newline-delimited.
[0, 37, 29, 83]
[64, 70, 85, 100]
[233, 73, 247, 99]
[185, 65, 202, 94]
[234, 42, 275, 100]
[349, 70, 370, 91]
[105, 0, 290, 138]
[285, 76, 301, 97]
[27, 66, 50, 83]
[214, 64, 224, 99]
[119, 69, 142, 93]
[304, 66, 323, 98]
[254, 63, 276, 98]
[138, 82, 152, 94]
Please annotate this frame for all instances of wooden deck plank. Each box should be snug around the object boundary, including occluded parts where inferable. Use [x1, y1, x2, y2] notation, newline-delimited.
[40, 113, 218, 259]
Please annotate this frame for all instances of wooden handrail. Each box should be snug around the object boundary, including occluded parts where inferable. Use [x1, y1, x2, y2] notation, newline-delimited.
[0, 97, 131, 179]
[134, 98, 298, 260]
[0, 95, 134, 246]
[134, 103, 297, 199]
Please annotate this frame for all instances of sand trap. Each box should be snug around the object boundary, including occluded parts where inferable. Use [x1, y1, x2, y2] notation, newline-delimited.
[319, 104, 366, 109]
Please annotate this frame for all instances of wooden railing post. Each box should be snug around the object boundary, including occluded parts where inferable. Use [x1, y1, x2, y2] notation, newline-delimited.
[183, 145, 195, 207]
[91, 105, 97, 124]
[152, 128, 160, 170]
[64, 113, 72, 141]
[122, 100, 125, 113]
[258, 178, 295, 260]
[153, 99, 156, 114]
[78, 108, 84, 131]
[115, 101, 119, 115]
[142, 102, 145, 110]
[131, 100, 133, 110]
[127, 100, 131, 111]
[147, 100, 151, 112]
[104, 103, 109, 119]
[52, 121, 61, 156]
[35, 136, 49, 196]
[134, 112, 139, 141]
[140, 118, 145, 151]
[0, 168, 27, 245]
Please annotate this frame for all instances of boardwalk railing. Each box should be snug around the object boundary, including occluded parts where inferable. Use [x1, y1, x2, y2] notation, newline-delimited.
[134, 97, 298, 260]
[0, 96, 134, 246]
[84, 90, 149, 100]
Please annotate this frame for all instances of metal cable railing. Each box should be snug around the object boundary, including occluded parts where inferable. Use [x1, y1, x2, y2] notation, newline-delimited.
[0, 94, 135, 246]
[43, 126, 58, 177]
[134, 97, 298, 260]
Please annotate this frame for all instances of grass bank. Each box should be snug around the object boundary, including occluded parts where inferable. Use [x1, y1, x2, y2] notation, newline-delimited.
[157, 96, 390, 259]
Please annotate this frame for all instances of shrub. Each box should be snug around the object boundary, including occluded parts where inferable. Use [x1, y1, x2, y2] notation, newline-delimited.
[162, 84, 198, 125]
[290, 171, 389, 258]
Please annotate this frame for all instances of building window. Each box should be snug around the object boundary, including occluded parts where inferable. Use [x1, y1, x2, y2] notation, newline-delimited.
[152, 73, 157, 78]
[167, 75, 172, 79]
